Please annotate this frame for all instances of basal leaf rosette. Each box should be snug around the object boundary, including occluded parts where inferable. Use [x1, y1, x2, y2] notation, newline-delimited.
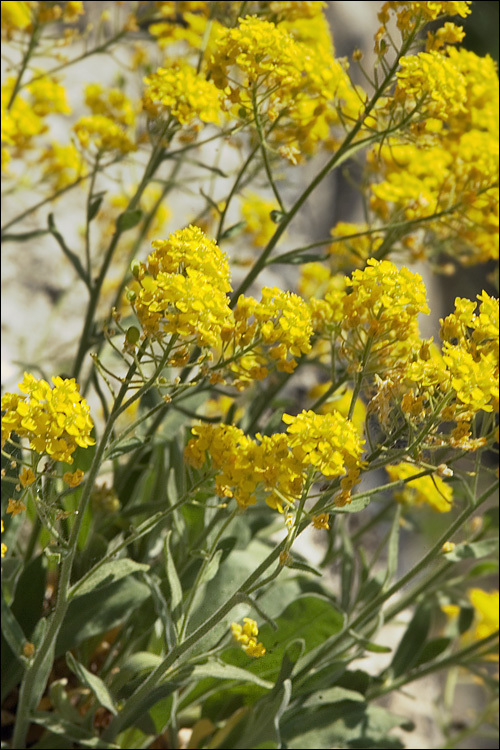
[1, 372, 95, 464]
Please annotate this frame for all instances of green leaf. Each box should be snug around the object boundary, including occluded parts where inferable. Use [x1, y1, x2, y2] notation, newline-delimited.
[467, 561, 499, 578]
[190, 662, 273, 689]
[445, 538, 499, 561]
[389, 602, 431, 678]
[49, 679, 83, 725]
[1, 590, 26, 662]
[224, 595, 344, 685]
[414, 637, 451, 667]
[198, 549, 223, 585]
[164, 532, 183, 627]
[213, 642, 301, 749]
[66, 651, 117, 715]
[56, 577, 150, 655]
[283, 695, 409, 749]
[2, 228, 50, 242]
[385, 505, 401, 586]
[333, 495, 372, 514]
[116, 209, 143, 232]
[348, 630, 392, 654]
[48, 213, 89, 286]
[220, 221, 246, 241]
[288, 560, 322, 577]
[106, 437, 145, 460]
[29, 712, 119, 748]
[88, 192, 106, 222]
[70, 558, 150, 599]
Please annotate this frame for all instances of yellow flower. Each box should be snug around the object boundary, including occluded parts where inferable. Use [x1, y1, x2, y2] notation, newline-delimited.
[468, 589, 499, 645]
[27, 74, 71, 117]
[231, 618, 266, 657]
[1, 373, 95, 464]
[131, 226, 233, 349]
[7, 498, 26, 517]
[63, 469, 84, 487]
[19, 467, 36, 487]
[1, 1, 33, 37]
[144, 61, 221, 126]
[73, 115, 136, 153]
[441, 541, 456, 553]
[386, 462, 453, 512]
[311, 513, 330, 530]
[84, 83, 136, 127]
[283, 409, 365, 480]
[40, 142, 87, 190]
[231, 287, 313, 376]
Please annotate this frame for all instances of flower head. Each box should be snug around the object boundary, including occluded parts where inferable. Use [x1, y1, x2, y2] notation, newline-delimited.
[1, 373, 95, 464]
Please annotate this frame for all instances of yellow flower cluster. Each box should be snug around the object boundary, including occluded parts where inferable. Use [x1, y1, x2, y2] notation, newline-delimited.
[283, 409, 364, 482]
[240, 192, 280, 248]
[185, 409, 364, 510]
[73, 115, 136, 153]
[231, 618, 266, 658]
[394, 292, 498, 450]
[143, 61, 221, 127]
[395, 50, 467, 122]
[1, 373, 95, 464]
[377, 1, 471, 39]
[386, 463, 453, 512]
[184, 423, 302, 510]
[149, 1, 212, 51]
[130, 226, 232, 349]
[231, 287, 313, 378]
[208, 14, 361, 162]
[1, 2, 83, 38]
[328, 222, 383, 270]
[443, 589, 499, 659]
[440, 292, 499, 416]
[1, 519, 6, 559]
[1, 1, 33, 36]
[84, 83, 136, 127]
[342, 258, 429, 366]
[40, 142, 87, 190]
[1, 72, 70, 164]
[467, 589, 499, 647]
[370, 44, 498, 265]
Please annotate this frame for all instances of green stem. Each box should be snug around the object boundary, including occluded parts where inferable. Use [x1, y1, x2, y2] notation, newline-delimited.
[229, 28, 418, 305]
[17, 30, 127, 93]
[252, 87, 285, 212]
[216, 142, 260, 244]
[11, 345, 147, 749]
[6, 23, 41, 110]
[102, 536, 288, 742]
[369, 631, 499, 700]
[71, 144, 166, 380]
[296, 479, 498, 682]
[178, 509, 238, 642]
[348, 335, 373, 421]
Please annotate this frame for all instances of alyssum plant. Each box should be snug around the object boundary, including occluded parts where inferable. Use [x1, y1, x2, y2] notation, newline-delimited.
[1, 2, 498, 749]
